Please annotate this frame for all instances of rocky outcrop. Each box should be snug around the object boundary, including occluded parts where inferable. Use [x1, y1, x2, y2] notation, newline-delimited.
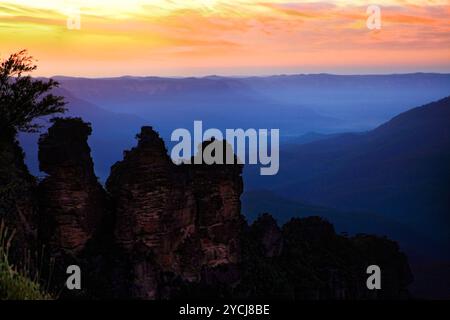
[248, 213, 283, 258]
[106, 128, 242, 298]
[15, 118, 412, 300]
[235, 215, 413, 300]
[38, 118, 108, 255]
[0, 127, 37, 264]
[189, 139, 243, 268]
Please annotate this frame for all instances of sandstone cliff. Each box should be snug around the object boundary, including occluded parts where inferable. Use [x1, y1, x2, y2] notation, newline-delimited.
[0, 127, 38, 265]
[0, 117, 413, 300]
[38, 118, 108, 255]
[106, 128, 242, 298]
[235, 216, 413, 299]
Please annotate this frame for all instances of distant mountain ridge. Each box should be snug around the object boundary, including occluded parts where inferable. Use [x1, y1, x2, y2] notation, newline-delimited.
[19, 88, 145, 180]
[54, 73, 450, 133]
[245, 96, 450, 253]
[54, 75, 343, 137]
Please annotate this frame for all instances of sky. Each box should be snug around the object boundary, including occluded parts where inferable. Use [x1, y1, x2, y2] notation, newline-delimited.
[0, 0, 449, 77]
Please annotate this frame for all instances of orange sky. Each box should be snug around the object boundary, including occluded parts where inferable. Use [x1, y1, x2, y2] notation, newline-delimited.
[1, 0, 449, 76]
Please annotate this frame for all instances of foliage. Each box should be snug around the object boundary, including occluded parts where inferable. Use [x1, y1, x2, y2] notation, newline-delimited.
[0, 50, 66, 133]
[0, 220, 52, 300]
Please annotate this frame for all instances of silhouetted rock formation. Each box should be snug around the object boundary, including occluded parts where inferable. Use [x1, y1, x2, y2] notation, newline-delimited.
[1, 117, 413, 300]
[38, 118, 108, 255]
[0, 127, 37, 264]
[190, 139, 243, 267]
[234, 215, 413, 300]
[106, 128, 242, 298]
[248, 213, 283, 258]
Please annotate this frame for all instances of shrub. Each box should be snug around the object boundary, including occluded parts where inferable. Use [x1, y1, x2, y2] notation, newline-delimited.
[0, 220, 52, 300]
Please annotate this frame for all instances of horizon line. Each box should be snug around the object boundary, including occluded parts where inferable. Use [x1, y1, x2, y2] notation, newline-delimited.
[46, 71, 450, 80]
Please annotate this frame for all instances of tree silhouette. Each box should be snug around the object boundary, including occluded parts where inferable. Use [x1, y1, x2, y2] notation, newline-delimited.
[0, 50, 66, 134]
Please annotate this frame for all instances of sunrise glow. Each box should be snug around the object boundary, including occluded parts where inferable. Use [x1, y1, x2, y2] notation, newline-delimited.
[1, 0, 449, 76]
